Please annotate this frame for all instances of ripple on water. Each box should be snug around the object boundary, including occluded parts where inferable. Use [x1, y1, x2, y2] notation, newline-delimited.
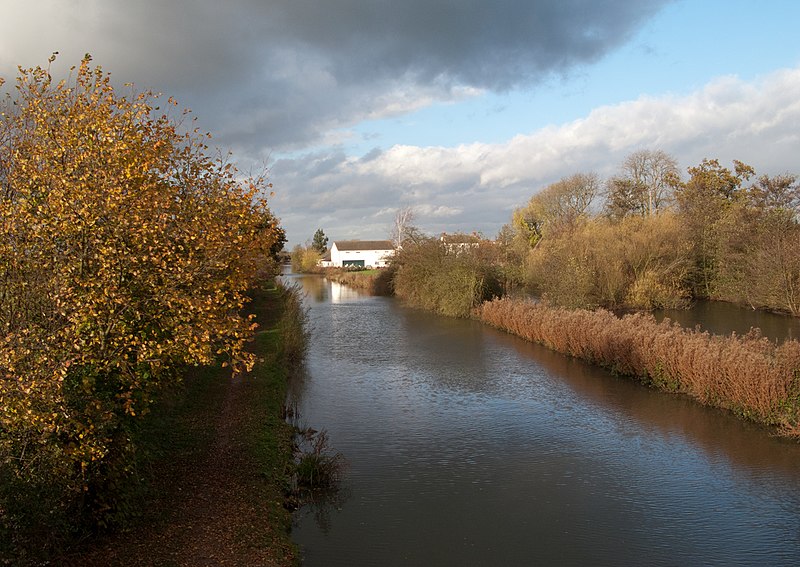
[290, 275, 800, 567]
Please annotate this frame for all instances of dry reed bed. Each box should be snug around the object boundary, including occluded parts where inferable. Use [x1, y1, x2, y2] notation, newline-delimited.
[478, 298, 800, 437]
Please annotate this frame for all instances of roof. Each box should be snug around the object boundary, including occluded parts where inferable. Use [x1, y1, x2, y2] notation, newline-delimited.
[440, 233, 481, 244]
[321, 249, 331, 261]
[333, 240, 394, 251]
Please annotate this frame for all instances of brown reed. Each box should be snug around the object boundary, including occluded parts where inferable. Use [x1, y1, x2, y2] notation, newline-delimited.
[477, 297, 800, 437]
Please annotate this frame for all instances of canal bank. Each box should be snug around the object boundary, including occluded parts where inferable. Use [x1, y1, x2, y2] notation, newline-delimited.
[61, 283, 301, 567]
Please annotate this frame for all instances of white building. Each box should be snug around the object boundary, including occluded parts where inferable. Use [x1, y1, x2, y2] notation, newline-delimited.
[440, 232, 482, 254]
[318, 249, 333, 268]
[329, 240, 394, 268]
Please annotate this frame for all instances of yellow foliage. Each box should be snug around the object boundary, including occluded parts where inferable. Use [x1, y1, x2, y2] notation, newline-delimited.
[0, 56, 284, 505]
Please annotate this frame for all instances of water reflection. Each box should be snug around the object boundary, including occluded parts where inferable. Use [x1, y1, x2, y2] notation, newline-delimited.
[288, 274, 800, 567]
[486, 326, 800, 479]
[655, 299, 800, 342]
[328, 280, 366, 304]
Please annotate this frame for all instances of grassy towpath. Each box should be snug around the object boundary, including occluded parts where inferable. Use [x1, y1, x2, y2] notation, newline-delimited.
[62, 285, 298, 566]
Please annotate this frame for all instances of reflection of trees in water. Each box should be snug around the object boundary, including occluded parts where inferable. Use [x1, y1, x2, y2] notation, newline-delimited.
[485, 326, 800, 478]
[293, 484, 352, 536]
[284, 361, 310, 420]
[308, 278, 328, 302]
[280, 273, 328, 303]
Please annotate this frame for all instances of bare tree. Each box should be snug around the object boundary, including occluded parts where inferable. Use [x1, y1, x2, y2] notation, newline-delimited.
[391, 206, 416, 248]
[516, 172, 599, 243]
[618, 149, 680, 216]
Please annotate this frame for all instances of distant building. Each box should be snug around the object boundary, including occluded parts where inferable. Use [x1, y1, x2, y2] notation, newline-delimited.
[439, 232, 482, 254]
[318, 249, 333, 268]
[329, 240, 394, 268]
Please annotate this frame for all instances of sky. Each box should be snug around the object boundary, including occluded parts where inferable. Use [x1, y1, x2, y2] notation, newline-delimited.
[1, 0, 799, 247]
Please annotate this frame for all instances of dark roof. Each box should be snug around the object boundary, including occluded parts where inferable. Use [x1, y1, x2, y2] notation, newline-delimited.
[334, 240, 394, 251]
[321, 250, 331, 261]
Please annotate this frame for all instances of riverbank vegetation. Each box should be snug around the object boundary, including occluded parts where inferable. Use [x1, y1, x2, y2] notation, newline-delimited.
[501, 152, 800, 315]
[62, 282, 305, 566]
[377, 151, 800, 435]
[479, 298, 800, 437]
[325, 268, 394, 295]
[291, 243, 323, 273]
[391, 236, 504, 318]
[0, 56, 295, 563]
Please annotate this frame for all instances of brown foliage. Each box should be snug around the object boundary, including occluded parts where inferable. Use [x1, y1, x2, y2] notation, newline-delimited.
[478, 298, 800, 436]
[526, 213, 691, 310]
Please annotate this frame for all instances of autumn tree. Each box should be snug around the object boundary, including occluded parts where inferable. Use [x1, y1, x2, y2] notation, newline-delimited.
[0, 55, 284, 541]
[716, 173, 800, 313]
[494, 222, 529, 293]
[525, 214, 691, 310]
[674, 158, 754, 297]
[290, 244, 322, 272]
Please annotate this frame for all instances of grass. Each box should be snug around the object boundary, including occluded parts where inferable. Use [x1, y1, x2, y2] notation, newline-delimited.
[293, 428, 344, 491]
[48, 282, 303, 566]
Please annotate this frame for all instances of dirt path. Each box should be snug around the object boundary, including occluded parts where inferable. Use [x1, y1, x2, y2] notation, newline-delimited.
[53, 287, 298, 566]
[62, 366, 294, 567]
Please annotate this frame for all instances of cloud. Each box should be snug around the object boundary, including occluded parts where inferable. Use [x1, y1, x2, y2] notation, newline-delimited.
[272, 67, 800, 244]
[0, 0, 668, 151]
[8, 2, 795, 248]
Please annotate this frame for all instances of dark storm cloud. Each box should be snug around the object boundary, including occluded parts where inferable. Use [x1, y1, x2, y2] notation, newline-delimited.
[3, 0, 668, 151]
[266, 0, 665, 89]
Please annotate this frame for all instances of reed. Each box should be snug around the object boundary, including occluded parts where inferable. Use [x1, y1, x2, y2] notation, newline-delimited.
[478, 297, 800, 436]
[275, 281, 310, 367]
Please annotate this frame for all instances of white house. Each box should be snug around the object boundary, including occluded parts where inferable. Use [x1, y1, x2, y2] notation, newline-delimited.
[329, 240, 394, 268]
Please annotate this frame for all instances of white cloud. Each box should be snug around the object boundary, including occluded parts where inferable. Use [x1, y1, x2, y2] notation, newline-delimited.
[273, 66, 800, 245]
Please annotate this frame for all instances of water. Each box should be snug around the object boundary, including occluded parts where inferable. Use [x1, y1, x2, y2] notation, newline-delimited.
[655, 299, 800, 343]
[287, 274, 800, 566]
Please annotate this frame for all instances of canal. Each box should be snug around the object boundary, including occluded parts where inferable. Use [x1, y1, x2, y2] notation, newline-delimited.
[287, 274, 800, 566]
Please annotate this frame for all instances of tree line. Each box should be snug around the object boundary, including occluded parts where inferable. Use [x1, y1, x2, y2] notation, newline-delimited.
[501, 150, 800, 314]
[384, 150, 799, 319]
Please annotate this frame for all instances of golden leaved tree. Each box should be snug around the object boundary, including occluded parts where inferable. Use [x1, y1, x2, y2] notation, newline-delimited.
[0, 55, 283, 531]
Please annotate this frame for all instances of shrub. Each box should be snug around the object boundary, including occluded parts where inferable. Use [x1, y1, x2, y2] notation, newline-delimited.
[525, 214, 691, 310]
[391, 238, 502, 318]
[290, 245, 322, 273]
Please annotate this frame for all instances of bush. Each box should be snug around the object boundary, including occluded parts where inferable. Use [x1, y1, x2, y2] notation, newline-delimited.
[526, 214, 691, 310]
[391, 238, 502, 318]
[290, 245, 322, 273]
